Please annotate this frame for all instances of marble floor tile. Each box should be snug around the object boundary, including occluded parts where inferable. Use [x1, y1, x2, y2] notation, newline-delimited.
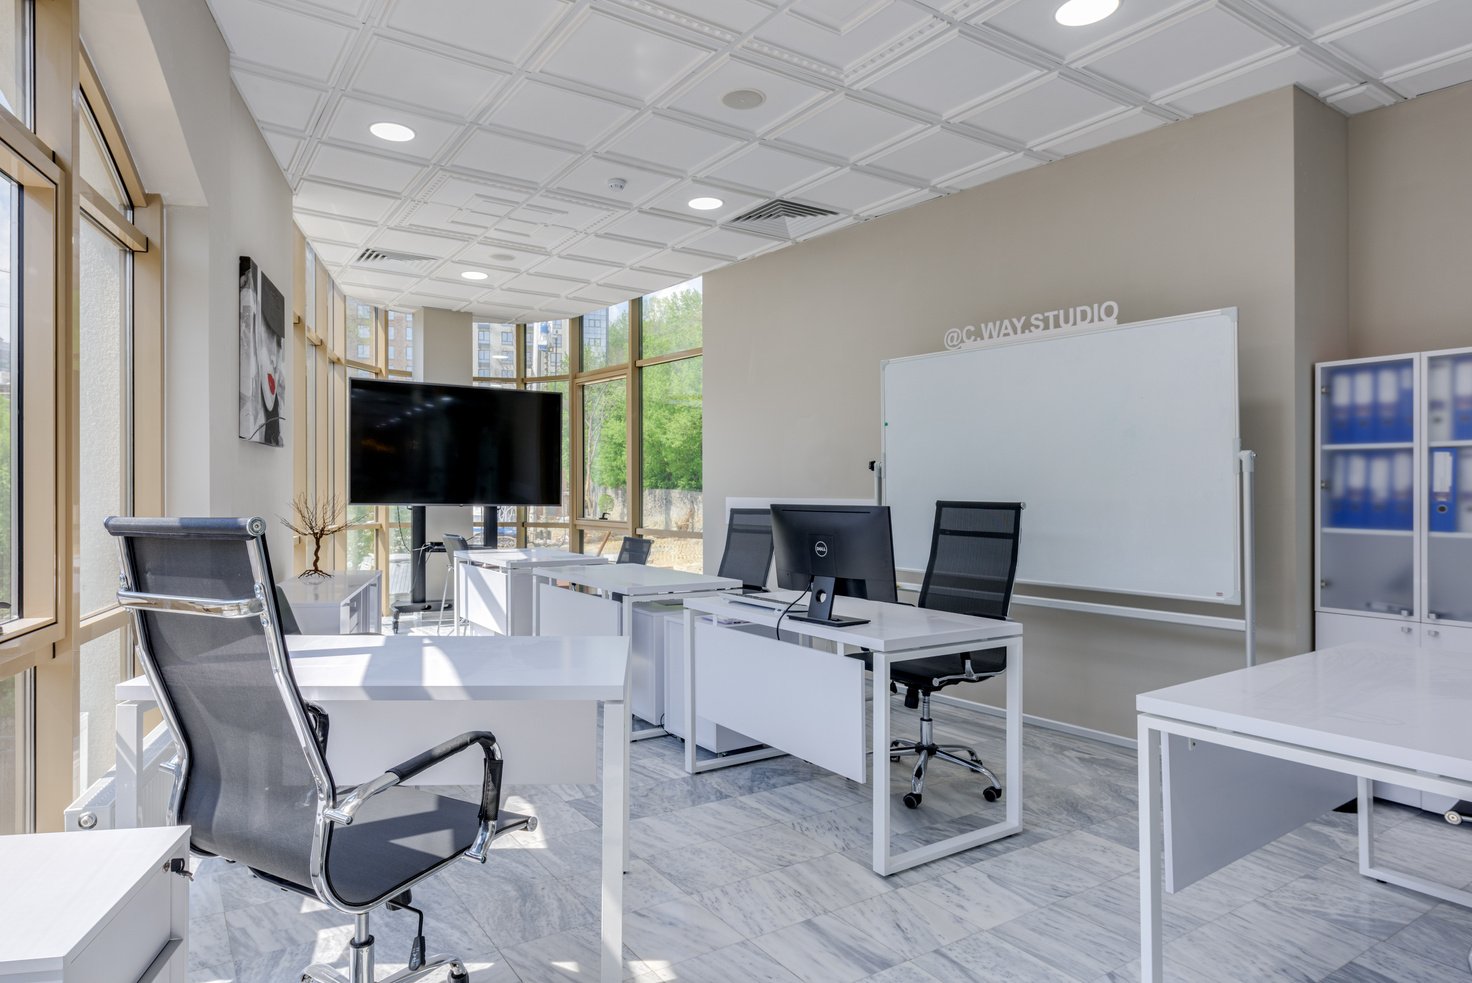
[187, 911, 233, 972]
[768, 852, 893, 913]
[1321, 939, 1472, 983]
[738, 821, 839, 870]
[690, 869, 829, 938]
[1254, 856, 1435, 941]
[450, 864, 599, 948]
[501, 922, 668, 982]
[909, 932, 1079, 983]
[222, 895, 353, 963]
[645, 838, 769, 893]
[188, 963, 234, 983]
[1055, 872, 1204, 943]
[624, 898, 745, 964]
[1164, 897, 1376, 983]
[750, 914, 906, 983]
[991, 893, 1141, 981]
[1378, 902, 1472, 975]
[825, 891, 976, 959]
[1026, 829, 1138, 882]
[898, 863, 1040, 931]
[964, 842, 1106, 907]
[666, 940, 803, 982]
[857, 961, 945, 982]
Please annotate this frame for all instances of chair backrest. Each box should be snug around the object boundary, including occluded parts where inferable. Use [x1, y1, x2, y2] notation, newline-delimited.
[443, 533, 470, 555]
[616, 536, 652, 565]
[917, 502, 1023, 620]
[106, 516, 330, 892]
[717, 508, 774, 591]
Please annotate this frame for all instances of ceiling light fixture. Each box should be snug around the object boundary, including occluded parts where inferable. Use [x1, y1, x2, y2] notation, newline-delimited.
[1054, 0, 1120, 26]
[369, 121, 416, 142]
[688, 196, 724, 211]
[722, 89, 766, 110]
[460, 270, 489, 281]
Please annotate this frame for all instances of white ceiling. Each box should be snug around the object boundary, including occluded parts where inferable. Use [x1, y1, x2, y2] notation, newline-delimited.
[206, 0, 1472, 321]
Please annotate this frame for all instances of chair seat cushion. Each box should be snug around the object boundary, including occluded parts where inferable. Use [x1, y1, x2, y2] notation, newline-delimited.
[852, 647, 1007, 692]
[323, 786, 481, 908]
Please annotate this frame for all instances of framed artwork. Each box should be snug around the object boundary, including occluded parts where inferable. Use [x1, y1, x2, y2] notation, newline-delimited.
[239, 255, 285, 446]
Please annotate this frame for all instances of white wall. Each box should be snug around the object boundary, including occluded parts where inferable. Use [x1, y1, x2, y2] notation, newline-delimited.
[416, 306, 474, 597]
[83, 0, 296, 565]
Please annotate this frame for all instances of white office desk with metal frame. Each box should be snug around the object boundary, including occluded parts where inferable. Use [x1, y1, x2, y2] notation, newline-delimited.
[452, 547, 607, 635]
[1137, 642, 1472, 983]
[680, 592, 1023, 875]
[115, 633, 632, 983]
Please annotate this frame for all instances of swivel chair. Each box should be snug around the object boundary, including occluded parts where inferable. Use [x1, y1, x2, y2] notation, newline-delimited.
[716, 508, 774, 592]
[107, 516, 534, 983]
[438, 533, 470, 634]
[616, 536, 652, 564]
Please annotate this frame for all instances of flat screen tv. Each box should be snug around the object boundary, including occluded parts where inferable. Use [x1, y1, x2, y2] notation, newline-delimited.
[349, 379, 561, 506]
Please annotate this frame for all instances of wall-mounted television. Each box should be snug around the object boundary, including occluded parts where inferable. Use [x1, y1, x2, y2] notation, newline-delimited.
[349, 379, 561, 506]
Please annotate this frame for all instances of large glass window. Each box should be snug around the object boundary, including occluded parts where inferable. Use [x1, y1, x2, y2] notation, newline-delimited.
[79, 97, 126, 213]
[641, 278, 702, 358]
[641, 357, 702, 533]
[0, 0, 29, 127]
[77, 627, 127, 786]
[0, 174, 15, 625]
[525, 320, 567, 377]
[0, 669, 29, 834]
[528, 380, 569, 523]
[582, 378, 627, 521]
[386, 309, 414, 376]
[348, 301, 375, 366]
[472, 320, 515, 379]
[581, 303, 628, 372]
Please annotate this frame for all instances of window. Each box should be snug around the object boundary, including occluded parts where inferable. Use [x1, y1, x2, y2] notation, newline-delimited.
[528, 380, 568, 525]
[0, 0, 30, 127]
[637, 278, 703, 570]
[472, 320, 516, 379]
[525, 320, 567, 377]
[0, 174, 15, 625]
[386, 310, 414, 375]
[582, 378, 626, 521]
[0, 669, 30, 834]
[581, 303, 628, 372]
[642, 277, 702, 358]
[347, 301, 376, 367]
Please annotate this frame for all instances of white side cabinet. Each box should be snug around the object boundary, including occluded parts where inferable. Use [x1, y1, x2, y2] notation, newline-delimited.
[1316, 348, 1472, 812]
[279, 570, 381, 634]
[0, 826, 190, 982]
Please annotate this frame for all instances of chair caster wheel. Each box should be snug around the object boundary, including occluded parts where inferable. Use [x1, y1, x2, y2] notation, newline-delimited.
[903, 792, 922, 809]
[890, 755, 901, 762]
[449, 972, 469, 983]
[983, 786, 1002, 802]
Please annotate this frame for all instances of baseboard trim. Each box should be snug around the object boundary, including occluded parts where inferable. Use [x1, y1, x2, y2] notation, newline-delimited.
[930, 692, 1136, 750]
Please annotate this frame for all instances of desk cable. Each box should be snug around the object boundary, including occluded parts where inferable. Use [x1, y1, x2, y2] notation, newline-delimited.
[774, 590, 809, 640]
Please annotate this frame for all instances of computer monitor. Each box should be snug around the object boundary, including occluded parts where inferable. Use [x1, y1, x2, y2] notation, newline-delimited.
[770, 504, 897, 627]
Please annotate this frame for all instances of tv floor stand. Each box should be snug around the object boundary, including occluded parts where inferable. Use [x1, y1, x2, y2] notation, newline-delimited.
[390, 505, 448, 631]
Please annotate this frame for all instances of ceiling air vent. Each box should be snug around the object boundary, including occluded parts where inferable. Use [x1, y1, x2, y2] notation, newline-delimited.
[352, 247, 437, 275]
[729, 198, 839, 239]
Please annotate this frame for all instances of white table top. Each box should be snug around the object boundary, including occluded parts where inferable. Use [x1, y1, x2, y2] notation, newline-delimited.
[278, 569, 380, 604]
[456, 547, 609, 570]
[684, 592, 1022, 652]
[1137, 642, 1472, 783]
[118, 633, 630, 704]
[0, 826, 189, 969]
[533, 562, 741, 596]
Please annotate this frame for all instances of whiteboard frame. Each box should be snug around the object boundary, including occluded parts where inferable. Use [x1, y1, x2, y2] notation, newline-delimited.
[880, 308, 1243, 606]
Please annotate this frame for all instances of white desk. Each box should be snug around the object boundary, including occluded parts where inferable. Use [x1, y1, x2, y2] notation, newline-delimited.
[453, 548, 607, 635]
[682, 593, 1024, 875]
[115, 633, 631, 983]
[278, 570, 381, 634]
[531, 563, 740, 739]
[1137, 642, 1472, 982]
[0, 825, 190, 982]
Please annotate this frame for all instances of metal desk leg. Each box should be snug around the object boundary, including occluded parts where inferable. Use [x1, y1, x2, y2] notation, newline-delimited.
[683, 609, 698, 774]
[1139, 717, 1164, 983]
[115, 700, 144, 829]
[532, 573, 543, 636]
[1005, 636, 1023, 830]
[1357, 777, 1375, 875]
[872, 651, 891, 874]
[601, 691, 630, 983]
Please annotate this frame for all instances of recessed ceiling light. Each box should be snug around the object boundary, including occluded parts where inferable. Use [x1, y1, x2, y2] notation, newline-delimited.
[368, 121, 416, 142]
[722, 88, 766, 110]
[460, 270, 489, 281]
[491, 253, 516, 262]
[688, 196, 724, 211]
[1054, 0, 1119, 26]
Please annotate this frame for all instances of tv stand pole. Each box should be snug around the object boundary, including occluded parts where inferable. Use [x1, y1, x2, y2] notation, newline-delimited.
[391, 505, 447, 630]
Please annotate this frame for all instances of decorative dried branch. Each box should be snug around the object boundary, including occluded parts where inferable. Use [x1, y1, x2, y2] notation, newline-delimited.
[281, 493, 348, 577]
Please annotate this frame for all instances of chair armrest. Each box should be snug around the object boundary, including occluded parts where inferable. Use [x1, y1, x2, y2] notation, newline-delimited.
[324, 731, 506, 844]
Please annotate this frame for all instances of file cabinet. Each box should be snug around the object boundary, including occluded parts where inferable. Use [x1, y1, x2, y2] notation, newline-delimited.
[1317, 348, 1472, 811]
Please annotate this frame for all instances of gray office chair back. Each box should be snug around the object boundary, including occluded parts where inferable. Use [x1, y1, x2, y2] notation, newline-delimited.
[717, 508, 773, 591]
[106, 516, 331, 894]
[917, 502, 1023, 619]
[443, 533, 470, 555]
[616, 535, 652, 565]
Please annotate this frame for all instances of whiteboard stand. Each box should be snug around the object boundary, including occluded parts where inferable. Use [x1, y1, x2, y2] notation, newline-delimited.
[1240, 449, 1257, 668]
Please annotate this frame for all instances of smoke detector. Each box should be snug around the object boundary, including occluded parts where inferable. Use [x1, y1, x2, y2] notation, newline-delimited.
[607, 177, 628, 192]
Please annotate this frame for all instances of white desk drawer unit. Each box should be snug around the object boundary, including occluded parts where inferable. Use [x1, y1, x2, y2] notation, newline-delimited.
[0, 826, 190, 982]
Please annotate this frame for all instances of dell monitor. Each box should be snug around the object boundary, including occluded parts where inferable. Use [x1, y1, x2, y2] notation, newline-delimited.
[770, 504, 897, 627]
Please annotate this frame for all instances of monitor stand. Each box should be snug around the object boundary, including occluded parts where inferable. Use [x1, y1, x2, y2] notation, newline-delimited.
[787, 576, 869, 628]
[390, 506, 449, 630]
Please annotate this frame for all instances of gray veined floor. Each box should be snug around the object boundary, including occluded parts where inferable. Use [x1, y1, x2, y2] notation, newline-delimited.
[186, 692, 1472, 983]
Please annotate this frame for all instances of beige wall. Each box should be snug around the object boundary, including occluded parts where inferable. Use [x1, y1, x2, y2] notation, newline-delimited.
[1347, 81, 1472, 357]
[705, 88, 1351, 738]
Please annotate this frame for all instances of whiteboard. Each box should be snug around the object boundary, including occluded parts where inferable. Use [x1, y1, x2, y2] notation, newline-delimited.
[881, 309, 1241, 604]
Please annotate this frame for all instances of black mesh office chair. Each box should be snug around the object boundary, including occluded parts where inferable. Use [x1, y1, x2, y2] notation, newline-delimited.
[877, 502, 1022, 809]
[107, 516, 534, 983]
[616, 536, 652, 564]
[717, 508, 774, 592]
[438, 533, 470, 634]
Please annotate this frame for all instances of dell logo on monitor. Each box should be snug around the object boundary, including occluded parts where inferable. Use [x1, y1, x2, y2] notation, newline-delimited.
[813, 540, 829, 558]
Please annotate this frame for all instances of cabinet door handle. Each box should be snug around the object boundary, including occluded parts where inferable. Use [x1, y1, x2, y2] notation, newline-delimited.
[1428, 629, 1441, 638]
[1401, 626, 1413, 634]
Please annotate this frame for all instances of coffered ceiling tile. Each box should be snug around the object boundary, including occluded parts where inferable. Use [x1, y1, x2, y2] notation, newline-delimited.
[294, 212, 379, 245]
[1254, 0, 1405, 37]
[403, 201, 467, 231]
[457, 243, 544, 270]
[865, 127, 1007, 184]
[295, 179, 400, 223]
[644, 182, 764, 222]
[418, 277, 501, 300]
[601, 269, 686, 293]
[1163, 48, 1356, 115]
[755, 4, 941, 73]
[487, 79, 637, 148]
[1323, 82, 1400, 113]
[640, 249, 723, 276]
[563, 235, 662, 265]
[1326, 0, 1472, 76]
[862, 33, 1039, 117]
[702, 144, 837, 195]
[656, 0, 778, 33]
[540, 10, 712, 102]
[449, 129, 578, 184]
[510, 193, 615, 232]
[1386, 49, 1472, 97]
[335, 285, 400, 305]
[308, 241, 358, 266]
[1082, 6, 1281, 99]
[604, 115, 746, 172]
[372, 228, 469, 258]
[975, 0, 1183, 62]
[551, 157, 680, 206]
[943, 152, 1044, 191]
[299, 0, 369, 15]
[307, 144, 426, 194]
[602, 210, 709, 245]
[338, 268, 423, 290]
[490, 217, 579, 250]
[505, 271, 582, 296]
[793, 168, 916, 211]
[232, 70, 325, 131]
[1038, 107, 1167, 156]
[668, 58, 830, 135]
[959, 75, 1124, 146]
[352, 37, 508, 117]
[529, 255, 620, 282]
[772, 95, 924, 162]
[262, 130, 303, 172]
[570, 284, 641, 306]
[860, 190, 933, 220]
[790, 0, 889, 33]
[324, 98, 461, 160]
[383, 0, 569, 63]
[208, 0, 354, 82]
